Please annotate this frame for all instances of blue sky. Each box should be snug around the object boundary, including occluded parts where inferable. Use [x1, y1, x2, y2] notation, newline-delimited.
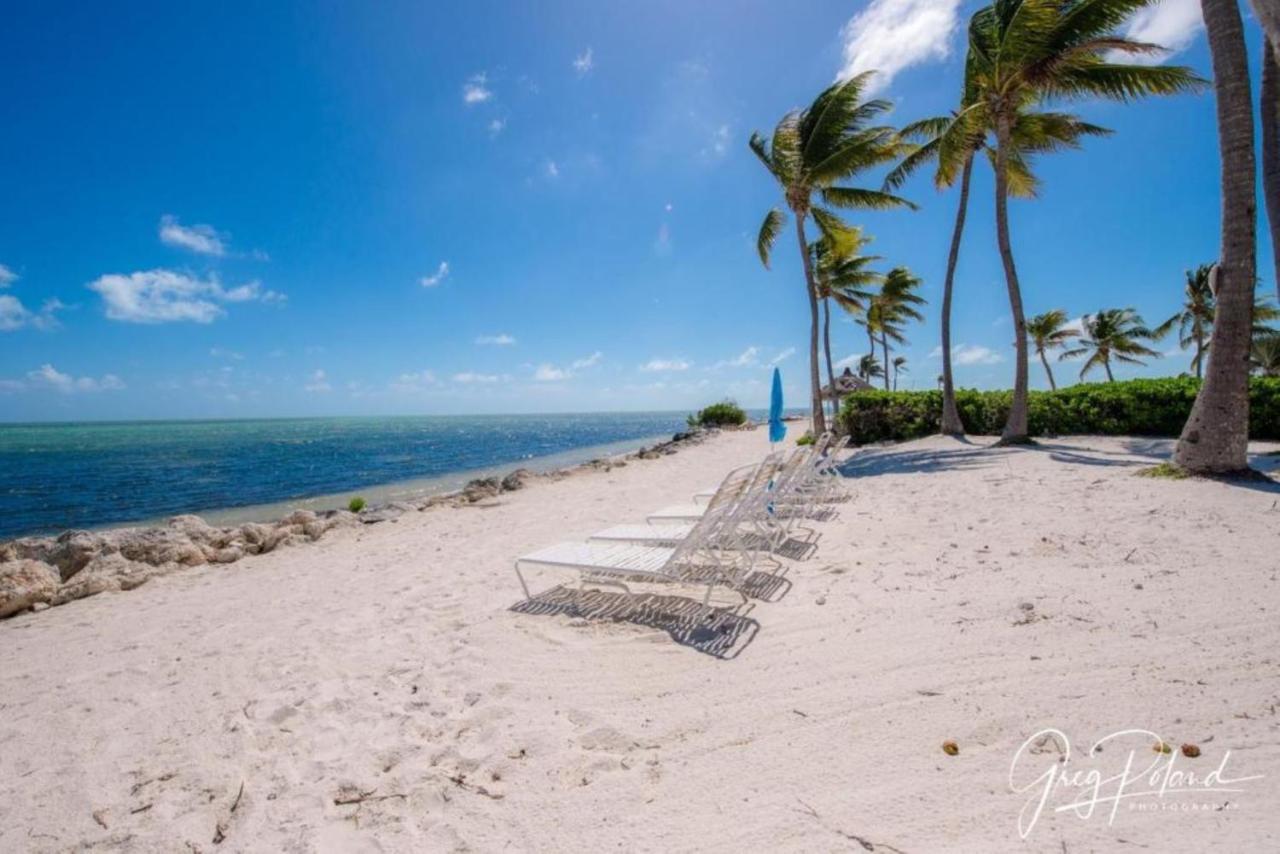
[0, 0, 1263, 420]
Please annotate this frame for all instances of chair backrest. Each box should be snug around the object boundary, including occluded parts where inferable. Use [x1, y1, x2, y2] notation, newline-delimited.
[669, 452, 779, 566]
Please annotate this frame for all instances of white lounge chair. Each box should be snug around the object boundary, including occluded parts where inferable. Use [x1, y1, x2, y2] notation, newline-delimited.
[514, 460, 766, 605]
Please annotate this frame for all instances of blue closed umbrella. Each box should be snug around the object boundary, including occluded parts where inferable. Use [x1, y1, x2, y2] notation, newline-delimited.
[768, 367, 786, 444]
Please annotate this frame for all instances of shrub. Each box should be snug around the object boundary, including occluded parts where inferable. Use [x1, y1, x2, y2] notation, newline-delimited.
[838, 377, 1280, 444]
[348, 497, 367, 513]
[796, 432, 815, 446]
[692, 400, 748, 428]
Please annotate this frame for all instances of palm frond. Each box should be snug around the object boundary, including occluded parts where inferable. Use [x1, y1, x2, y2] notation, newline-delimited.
[821, 186, 918, 211]
[748, 132, 775, 178]
[757, 208, 785, 269]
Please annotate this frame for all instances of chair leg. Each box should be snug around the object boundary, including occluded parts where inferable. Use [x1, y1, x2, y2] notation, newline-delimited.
[514, 561, 532, 599]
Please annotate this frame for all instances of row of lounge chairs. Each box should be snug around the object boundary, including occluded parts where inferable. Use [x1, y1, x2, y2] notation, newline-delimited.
[514, 433, 851, 608]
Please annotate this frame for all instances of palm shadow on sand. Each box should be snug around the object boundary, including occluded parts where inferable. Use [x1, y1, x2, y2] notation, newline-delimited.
[835, 442, 995, 478]
[837, 435, 1280, 494]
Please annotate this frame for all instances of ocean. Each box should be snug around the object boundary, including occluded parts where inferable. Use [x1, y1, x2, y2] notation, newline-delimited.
[0, 412, 719, 540]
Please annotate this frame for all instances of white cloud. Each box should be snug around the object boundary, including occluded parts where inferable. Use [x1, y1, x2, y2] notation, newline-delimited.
[420, 261, 450, 288]
[573, 47, 594, 76]
[928, 343, 1005, 366]
[654, 222, 672, 256]
[87, 269, 284, 323]
[640, 358, 691, 372]
[571, 351, 603, 369]
[0, 263, 17, 287]
[534, 363, 569, 381]
[463, 72, 492, 104]
[158, 215, 227, 256]
[0, 295, 32, 331]
[452, 371, 501, 384]
[713, 346, 759, 369]
[545, 160, 560, 179]
[475, 333, 516, 346]
[304, 369, 332, 393]
[209, 347, 244, 360]
[390, 370, 439, 392]
[768, 347, 796, 366]
[0, 294, 66, 332]
[488, 117, 506, 136]
[703, 124, 731, 158]
[1122, 0, 1202, 62]
[837, 0, 963, 94]
[26, 363, 124, 393]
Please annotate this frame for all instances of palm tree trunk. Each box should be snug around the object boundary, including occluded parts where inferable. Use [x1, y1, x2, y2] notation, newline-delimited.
[993, 119, 1032, 444]
[881, 332, 891, 391]
[794, 214, 827, 436]
[1262, 35, 1280, 304]
[1194, 326, 1205, 380]
[822, 297, 837, 425]
[1175, 0, 1257, 473]
[1104, 358, 1114, 383]
[939, 155, 973, 436]
[1038, 349, 1057, 391]
[1251, 1, 1280, 54]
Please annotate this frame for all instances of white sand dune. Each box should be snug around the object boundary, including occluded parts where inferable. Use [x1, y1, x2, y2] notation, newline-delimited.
[2, 430, 1279, 852]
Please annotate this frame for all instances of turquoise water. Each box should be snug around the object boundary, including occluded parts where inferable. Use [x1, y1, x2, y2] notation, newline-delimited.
[0, 413, 704, 539]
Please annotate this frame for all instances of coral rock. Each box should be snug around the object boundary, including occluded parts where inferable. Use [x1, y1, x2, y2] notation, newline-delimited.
[0, 560, 60, 618]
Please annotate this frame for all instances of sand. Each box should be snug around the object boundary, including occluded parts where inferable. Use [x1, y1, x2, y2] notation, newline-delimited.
[2, 430, 1279, 853]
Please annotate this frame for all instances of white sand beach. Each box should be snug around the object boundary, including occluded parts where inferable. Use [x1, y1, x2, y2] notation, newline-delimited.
[3, 430, 1280, 852]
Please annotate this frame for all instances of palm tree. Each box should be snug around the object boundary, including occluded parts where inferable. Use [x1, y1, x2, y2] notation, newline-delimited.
[1263, 34, 1280, 306]
[1061, 309, 1160, 382]
[753, 72, 915, 435]
[1252, 333, 1280, 376]
[1154, 264, 1216, 378]
[812, 230, 881, 420]
[887, 104, 1107, 434]
[1025, 309, 1079, 390]
[1176, 0, 1258, 474]
[892, 356, 908, 391]
[1155, 267, 1280, 376]
[964, 0, 1202, 443]
[857, 353, 884, 382]
[1251, 2, 1280, 303]
[866, 268, 926, 391]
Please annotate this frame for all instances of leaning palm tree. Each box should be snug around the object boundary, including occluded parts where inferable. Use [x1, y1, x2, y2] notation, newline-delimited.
[887, 105, 1107, 434]
[892, 356, 909, 391]
[1176, 0, 1258, 474]
[812, 229, 882, 420]
[1251, 1, 1280, 303]
[857, 353, 884, 382]
[964, 0, 1203, 443]
[1252, 332, 1280, 376]
[1060, 308, 1160, 382]
[1025, 309, 1079, 390]
[1154, 264, 1216, 378]
[753, 72, 914, 434]
[867, 267, 926, 390]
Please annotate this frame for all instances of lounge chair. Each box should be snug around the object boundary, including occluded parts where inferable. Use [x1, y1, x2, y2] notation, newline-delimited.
[514, 460, 767, 605]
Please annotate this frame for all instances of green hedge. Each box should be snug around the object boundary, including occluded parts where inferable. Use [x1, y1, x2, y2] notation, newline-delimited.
[838, 377, 1280, 444]
[690, 400, 748, 428]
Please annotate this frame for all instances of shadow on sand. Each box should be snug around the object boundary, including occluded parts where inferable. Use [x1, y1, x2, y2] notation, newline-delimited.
[511, 587, 763, 660]
[835, 435, 1280, 494]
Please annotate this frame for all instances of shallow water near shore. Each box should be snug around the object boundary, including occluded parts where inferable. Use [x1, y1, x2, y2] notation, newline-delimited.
[0, 412, 721, 539]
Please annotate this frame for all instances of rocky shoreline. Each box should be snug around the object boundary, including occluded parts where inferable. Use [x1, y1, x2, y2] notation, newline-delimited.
[0, 427, 726, 619]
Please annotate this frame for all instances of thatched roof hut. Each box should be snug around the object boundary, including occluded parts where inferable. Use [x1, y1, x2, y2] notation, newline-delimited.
[821, 367, 874, 400]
